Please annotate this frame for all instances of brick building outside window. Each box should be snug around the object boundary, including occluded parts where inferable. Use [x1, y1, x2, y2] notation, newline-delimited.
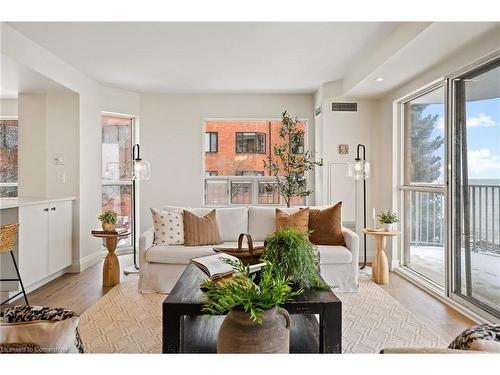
[204, 119, 306, 206]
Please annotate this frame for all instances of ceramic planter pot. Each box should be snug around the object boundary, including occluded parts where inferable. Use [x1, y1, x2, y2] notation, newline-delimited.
[102, 222, 116, 231]
[217, 307, 290, 353]
[383, 223, 394, 232]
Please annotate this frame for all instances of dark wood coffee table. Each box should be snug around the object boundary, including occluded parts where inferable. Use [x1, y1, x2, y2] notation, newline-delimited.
[162, 264, 342, 353]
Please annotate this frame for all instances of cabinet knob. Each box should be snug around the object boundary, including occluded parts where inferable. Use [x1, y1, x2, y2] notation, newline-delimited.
[51, 207, 56, 211]
[44, 208, 49, 212]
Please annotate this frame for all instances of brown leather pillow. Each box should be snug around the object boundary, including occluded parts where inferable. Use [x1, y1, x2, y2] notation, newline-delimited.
[275, 208, 309, 236]
[308, 202, 346, 246]
[183, 209, 222, 246]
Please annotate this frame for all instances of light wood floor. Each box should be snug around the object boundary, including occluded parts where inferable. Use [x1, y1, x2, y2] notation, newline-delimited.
[3, 254, 474, 343]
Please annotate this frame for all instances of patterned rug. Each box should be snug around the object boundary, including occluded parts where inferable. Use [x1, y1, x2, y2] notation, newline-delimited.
[79, 272, 447, 353]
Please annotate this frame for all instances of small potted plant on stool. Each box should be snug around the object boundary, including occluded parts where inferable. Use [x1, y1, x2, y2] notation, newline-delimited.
[377, 210, 399, 232]
[99, 210, 117, 232]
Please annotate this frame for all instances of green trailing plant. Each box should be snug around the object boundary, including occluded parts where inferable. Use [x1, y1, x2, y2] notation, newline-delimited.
[377, 210, 399, 224]
[201, 259, 300, 324]
[264, 111, 323, 207]
[98, 210, 117, 224]
[263, 228, 329, 290]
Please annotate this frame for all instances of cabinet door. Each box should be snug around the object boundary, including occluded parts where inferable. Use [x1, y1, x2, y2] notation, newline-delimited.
[48, 201, 73, 274]
[18, 204, 49, 286]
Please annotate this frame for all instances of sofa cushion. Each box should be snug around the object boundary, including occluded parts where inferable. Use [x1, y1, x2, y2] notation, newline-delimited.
[276, 208, 310, 235]
[145, 245, 215, 264]
[213, 207, 248, 242]
[317, 245, 352, 264]
[248, 206, 300, 241]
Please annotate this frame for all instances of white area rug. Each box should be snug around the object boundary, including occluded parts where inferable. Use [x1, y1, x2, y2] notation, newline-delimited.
[79, 273, 447, 353]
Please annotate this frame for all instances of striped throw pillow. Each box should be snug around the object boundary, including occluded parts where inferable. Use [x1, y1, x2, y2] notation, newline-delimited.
[183, 209, 222, 246]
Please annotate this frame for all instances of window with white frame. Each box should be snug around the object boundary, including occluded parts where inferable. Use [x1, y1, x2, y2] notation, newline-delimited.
[101, 114, 134, 247]
[400, 83, 446, 288]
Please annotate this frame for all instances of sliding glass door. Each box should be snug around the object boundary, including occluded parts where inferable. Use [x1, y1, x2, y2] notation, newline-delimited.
[451, 58, 500, 319]
[401, 84, 446, 289]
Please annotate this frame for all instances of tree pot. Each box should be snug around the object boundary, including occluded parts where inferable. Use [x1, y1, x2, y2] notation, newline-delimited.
[217, 307, 290, 353]
[102, 222, 116, 231]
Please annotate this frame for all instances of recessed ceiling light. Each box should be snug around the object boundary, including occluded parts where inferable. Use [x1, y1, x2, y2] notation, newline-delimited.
[375, 77, 384, 82]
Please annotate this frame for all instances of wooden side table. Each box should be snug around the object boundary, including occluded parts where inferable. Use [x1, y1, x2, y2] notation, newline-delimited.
[362, 229, 400, 285]
[91, 230, 131, 287]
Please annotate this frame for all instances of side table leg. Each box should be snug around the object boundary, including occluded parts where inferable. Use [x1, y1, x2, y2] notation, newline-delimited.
[103, 237, 120, 287]
[374, 236, 389, 284]
[163, 304, 182, 353]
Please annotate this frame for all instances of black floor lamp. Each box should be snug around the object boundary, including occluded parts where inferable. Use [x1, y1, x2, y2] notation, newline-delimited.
[348, 144, 370, 269]
[123, 144, 151, 275]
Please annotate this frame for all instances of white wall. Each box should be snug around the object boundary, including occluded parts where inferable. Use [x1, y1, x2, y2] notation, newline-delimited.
[2, 24, 140, 271]
[18, 93, 47, 197]
[0, 99, 18, 117]
[45, 93, 80, 199]
[315, 86, 380, 261]
[139, 93, 314, 232]
[373, 26, 500, 268]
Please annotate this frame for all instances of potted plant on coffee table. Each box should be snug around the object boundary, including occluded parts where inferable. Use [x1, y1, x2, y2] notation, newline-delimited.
[98, 210, 117, 231]
[377, 210, 399, 231]
[201, 259, 300, 353]
[263, 228, 329, 291]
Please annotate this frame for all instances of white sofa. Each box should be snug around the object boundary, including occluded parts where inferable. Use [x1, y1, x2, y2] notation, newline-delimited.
[139, 206, 359, 293]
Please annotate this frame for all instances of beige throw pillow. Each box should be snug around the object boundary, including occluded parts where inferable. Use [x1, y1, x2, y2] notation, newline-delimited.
[183, 209, 222, 246]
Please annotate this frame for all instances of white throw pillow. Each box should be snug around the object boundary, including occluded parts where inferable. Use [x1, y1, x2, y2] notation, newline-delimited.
[151, 208, 184, 245]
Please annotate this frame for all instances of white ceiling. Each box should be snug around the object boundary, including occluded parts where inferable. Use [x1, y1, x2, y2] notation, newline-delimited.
[7, 22, 401, 94]
[1, 54, 74, 98]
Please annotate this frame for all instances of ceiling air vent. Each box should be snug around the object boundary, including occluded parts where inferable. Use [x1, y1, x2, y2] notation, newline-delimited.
[331, 102, 358, 112]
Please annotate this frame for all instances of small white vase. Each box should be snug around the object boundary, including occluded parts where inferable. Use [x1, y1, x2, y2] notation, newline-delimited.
[383, 223, 393, 232]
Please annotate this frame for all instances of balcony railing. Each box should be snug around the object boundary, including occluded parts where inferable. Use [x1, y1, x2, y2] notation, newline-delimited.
[204, 176, 306, 207]
[410, 184, 500, 255]
[469, 184, 500, 255]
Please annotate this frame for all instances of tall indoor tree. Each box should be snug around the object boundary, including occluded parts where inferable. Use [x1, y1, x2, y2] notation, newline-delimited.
[264, 111, 323, 207]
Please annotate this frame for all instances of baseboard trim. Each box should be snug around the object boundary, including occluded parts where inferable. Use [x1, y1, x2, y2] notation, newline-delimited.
[2, 269, 66, 304]
[67, 251, 102, 273]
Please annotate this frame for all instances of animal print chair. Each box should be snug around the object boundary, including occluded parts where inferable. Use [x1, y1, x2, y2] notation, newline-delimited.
[380, 323, 500, 354]
[0, 305, 84, 353]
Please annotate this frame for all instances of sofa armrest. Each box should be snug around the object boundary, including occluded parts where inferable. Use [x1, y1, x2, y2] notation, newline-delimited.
[342, 227, 359, 253]
[139, 227, 155, 266]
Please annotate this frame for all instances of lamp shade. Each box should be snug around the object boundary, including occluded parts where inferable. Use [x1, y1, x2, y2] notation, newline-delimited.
[347, 159, 370, 180]
[134, 159, 151, 180]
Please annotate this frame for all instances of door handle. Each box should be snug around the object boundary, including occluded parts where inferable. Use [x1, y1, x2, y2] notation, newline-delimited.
[51, 207, 56, 211]
[44, 208, 49, 212]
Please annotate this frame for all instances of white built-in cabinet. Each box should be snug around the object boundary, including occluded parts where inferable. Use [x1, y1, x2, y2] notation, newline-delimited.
[18, 200, 72, 287]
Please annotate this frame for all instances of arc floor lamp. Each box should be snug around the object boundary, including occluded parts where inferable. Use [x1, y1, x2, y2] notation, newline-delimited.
[124, 143, 151, 275]
[347, 144, 370, 269]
